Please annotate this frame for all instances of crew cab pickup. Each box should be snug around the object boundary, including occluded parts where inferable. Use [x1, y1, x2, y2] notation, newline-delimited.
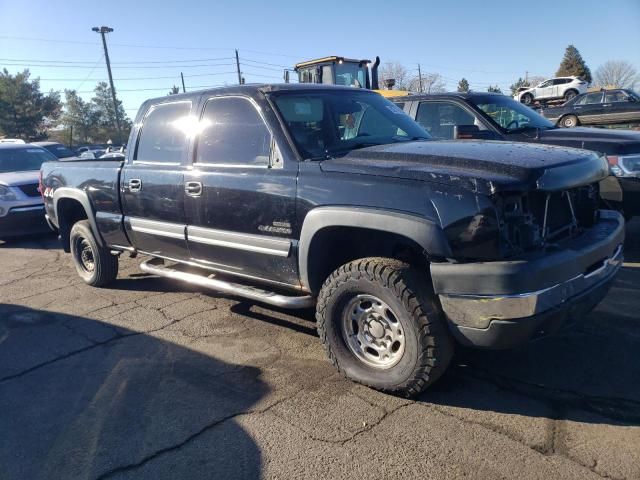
[41, 85, 624, 396]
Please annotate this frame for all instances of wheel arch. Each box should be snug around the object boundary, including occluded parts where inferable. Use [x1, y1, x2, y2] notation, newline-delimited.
[53, 188, 103, 252]
[298, 207, 451, 294]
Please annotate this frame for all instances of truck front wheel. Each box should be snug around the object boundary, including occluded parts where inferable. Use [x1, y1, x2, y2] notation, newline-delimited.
[316, 257, 454, 397]
[70, 220, 118, 287]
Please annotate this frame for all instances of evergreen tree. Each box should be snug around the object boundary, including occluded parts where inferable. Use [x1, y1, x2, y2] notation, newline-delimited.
[556, 45, 592, 83]
[509, 77, 530, 95]
[91, 82, 131, 143]
[168, 85, 180, 95]
[61, 89, 99, 144]
[487, 85, 502, 94]
[0, 69, 61, 139]
[457, 78, 470, 92]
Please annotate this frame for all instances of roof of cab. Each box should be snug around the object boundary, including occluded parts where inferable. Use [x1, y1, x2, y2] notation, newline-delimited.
[136, 83, 379, 117]
[0, 143, 46, 150]
[389, 91, 509, 102]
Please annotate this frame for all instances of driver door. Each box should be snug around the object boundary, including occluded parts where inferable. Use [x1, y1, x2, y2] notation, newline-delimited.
[536, 80, 554, 99]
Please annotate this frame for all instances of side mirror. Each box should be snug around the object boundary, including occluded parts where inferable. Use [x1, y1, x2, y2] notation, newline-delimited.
[628, 96, 637, 102]
[454, 125, 496, 140]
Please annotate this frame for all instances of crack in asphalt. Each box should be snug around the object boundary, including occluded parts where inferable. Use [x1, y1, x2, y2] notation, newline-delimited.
[0, 302, 195, 384]
[94, 389, 304, 480]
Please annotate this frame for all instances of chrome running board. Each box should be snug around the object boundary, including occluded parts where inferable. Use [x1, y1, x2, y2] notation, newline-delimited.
[140, 258, 314, 309]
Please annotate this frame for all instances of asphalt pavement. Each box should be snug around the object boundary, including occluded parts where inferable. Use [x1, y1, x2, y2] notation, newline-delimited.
[1, 220, 639, 479]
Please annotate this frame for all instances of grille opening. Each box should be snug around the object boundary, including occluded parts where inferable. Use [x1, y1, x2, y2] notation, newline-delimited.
[496, 183, 599, 257]
[18, 183, 40, 197]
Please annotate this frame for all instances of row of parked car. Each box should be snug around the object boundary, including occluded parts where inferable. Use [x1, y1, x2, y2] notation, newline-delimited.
[513, 76, 640, 128]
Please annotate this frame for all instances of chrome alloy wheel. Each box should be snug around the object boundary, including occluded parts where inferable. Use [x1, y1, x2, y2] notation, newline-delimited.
[341, 294, 405, 369]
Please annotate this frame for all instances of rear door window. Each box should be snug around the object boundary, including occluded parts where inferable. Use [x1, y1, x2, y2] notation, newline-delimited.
[416, 101, 478, 139]
[135, 101, 192, 164]
[605, 91, 628, 102]
[583, 92, 604, 105]
[196, 96, 271, 166]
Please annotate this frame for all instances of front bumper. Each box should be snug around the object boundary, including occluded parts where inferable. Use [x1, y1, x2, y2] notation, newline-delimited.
[431, 210, 624, 349]
[0, 205, 50, 238]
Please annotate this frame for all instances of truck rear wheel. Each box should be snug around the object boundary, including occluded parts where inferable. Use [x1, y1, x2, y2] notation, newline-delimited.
[70, 220, 118, 287]
[316, 257, 454, 397]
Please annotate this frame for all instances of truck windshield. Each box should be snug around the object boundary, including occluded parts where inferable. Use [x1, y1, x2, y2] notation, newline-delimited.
[334, 63, 367, 88]
[0, 147, 57, 173]
[272, 90, 431, 160]
[470, 95, 556, 132]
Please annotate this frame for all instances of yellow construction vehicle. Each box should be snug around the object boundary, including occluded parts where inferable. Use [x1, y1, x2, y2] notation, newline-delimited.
[290, 55, 410, 98]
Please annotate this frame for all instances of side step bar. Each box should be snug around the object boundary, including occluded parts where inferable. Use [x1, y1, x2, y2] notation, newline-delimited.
[140, 258, 315, 310]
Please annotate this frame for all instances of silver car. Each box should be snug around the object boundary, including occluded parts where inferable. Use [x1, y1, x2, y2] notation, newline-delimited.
[0, 144, 58, 239]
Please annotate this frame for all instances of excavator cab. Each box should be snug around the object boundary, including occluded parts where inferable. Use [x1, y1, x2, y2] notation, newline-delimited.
[293, 56, 380, 90]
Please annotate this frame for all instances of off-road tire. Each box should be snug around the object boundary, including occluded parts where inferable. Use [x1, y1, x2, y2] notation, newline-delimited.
[561, 115, 579, 128]
[316, 257, 454, 397]
[70, 220, 118, 287]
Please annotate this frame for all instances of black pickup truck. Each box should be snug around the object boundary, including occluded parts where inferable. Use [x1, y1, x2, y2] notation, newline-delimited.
[41, 84, 624, 396]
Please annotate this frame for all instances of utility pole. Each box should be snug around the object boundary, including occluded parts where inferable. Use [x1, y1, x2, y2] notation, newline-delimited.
[180, 72, 186, 93]
[417, 64, 423, 93]
[525, 71, 529, 83]
[92, 26, 122, 144]
[235, 49, 242, 85]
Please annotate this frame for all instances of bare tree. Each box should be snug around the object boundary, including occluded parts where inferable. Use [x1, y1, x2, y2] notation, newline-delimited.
[378, 61, 411, 90]
[595, 60, 638, 89]
[408, 72, 447, 93]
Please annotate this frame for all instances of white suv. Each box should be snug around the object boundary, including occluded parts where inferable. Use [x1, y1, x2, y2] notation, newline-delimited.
[515, 77, 589, 105]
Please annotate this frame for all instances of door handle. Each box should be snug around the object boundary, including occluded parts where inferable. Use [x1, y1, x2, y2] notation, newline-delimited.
[602, 104, 612, 107]
[128, 179, 142, 192]
[185, 181, 202, 197]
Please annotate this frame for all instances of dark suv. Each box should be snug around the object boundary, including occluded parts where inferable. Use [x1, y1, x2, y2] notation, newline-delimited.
[393, 92, 640, 218]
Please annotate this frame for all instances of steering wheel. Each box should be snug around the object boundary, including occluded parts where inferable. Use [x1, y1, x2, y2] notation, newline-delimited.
[506, 120, 519, 129]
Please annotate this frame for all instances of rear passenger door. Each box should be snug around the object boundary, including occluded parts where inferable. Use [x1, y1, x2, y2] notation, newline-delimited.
[414, 101, 483, 139]
[183, 95, 299, 287]
[574, 92, 604, 124]
[121, 100, 192, 260]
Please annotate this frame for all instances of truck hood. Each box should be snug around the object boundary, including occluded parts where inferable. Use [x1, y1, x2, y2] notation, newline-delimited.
[535, 127, 640, 155]
[0, 170, 40, 186]
[320, 140, 609, 194]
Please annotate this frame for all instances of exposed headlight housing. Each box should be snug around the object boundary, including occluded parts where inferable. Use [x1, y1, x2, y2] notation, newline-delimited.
[607, 155, 640, 178]
[0, 185, 17, 201]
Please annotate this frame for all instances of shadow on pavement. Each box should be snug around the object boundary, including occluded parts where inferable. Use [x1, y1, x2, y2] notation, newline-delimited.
[0, 304, 267, 480]
[0, 232, 59, 250]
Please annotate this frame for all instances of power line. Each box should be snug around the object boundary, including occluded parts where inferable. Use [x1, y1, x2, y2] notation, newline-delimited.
[77, 83, 227, 94]
[39, 71, 238, 81]
[2, 62, 237, 69]
[240, 62, 284, 72]
[0, 56, 235, 65]
[242, 58, 292, 68]
[74, 55, 104, 90]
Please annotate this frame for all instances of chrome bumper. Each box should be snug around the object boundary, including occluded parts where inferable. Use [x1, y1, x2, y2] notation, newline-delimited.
[439, 244, 623, 328]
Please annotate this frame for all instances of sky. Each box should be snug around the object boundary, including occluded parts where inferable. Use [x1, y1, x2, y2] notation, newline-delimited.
[1, 0, 639, 118]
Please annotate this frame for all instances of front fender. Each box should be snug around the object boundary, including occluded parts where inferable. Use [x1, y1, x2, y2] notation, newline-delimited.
[298, 206, 451, 291]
